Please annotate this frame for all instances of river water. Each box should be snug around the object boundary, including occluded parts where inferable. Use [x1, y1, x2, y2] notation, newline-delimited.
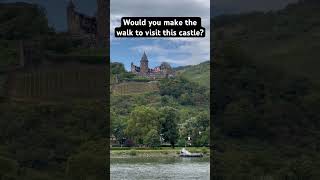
[111, 156, 210, 180]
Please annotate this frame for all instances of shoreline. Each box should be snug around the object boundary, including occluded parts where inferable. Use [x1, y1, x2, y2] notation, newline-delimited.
[110, 147, 210, 157]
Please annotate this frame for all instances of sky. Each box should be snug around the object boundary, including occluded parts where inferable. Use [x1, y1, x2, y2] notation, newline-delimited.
[3, 0, 298, 70]
[110, 0, 210, 70]
[110, 0, 298, 70]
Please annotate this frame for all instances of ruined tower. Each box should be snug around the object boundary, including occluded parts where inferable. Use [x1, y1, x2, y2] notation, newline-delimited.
[96, 0, 108, 48]
[140, 52, 149, 74]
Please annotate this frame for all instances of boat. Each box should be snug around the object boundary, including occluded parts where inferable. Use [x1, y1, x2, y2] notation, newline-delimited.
[179, 148, 203, 157]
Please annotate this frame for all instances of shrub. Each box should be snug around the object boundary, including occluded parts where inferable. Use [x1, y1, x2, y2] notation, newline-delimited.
[129, 149, 137, 156]
[177, 139, 186, 147]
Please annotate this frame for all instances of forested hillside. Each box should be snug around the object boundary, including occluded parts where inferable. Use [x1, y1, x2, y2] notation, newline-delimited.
[0, 3, 107, 179]
[110, 62, 210, 148]
[214, 0, 320, 83]
[213, 0, 320, 179]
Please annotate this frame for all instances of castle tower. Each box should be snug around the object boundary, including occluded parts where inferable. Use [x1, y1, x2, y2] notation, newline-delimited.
[131, 62, 135, 73]
[67, 0, 77, 34]
[140, 52, 149, 74]
[96, 0, 109, 48]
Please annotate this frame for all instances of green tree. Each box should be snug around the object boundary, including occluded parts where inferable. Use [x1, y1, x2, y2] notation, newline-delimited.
[125, 106, 160, 145]
[144, 129, 160, 147]
[111, 110, 127, 145]
[179, 111, 209, 146]
[160, 106, 179, 148]
[0, 3, 50, 40]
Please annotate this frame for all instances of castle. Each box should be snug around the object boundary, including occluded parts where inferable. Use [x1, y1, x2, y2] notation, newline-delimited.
[67, 0, 108, 48]
[131, 52, 175, 78]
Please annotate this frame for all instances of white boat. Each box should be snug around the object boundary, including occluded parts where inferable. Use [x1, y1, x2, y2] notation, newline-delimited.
[179, 148, 203, 157]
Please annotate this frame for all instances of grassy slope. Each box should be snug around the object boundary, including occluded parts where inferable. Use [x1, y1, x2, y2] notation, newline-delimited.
[177, 61, 210, 88]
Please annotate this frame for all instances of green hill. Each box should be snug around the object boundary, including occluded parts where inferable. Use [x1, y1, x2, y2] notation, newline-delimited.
[213, 0, 320, 178]
[213, 0, 320, 83]
[110, 61, 210, 94]
[177, 61, 210, 88]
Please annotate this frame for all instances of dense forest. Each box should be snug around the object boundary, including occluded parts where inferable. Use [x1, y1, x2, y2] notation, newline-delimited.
[213, 0, 320, 179]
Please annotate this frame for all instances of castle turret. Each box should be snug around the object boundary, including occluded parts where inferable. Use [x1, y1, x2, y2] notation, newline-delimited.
[140, 52, 149, 74]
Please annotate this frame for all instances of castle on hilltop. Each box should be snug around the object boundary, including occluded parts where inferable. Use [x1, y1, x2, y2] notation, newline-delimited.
[67, 0, 108, 48]
[131, 52, 175, 78]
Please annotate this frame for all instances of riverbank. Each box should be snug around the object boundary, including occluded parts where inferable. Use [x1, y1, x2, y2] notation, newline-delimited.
[111, 147, 210, 157]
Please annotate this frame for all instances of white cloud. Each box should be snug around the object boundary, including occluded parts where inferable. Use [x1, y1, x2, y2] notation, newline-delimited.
[130, 37, 210, 66]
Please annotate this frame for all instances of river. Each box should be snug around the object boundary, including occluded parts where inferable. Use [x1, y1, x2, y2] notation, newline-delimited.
[111, 156, 210, 180]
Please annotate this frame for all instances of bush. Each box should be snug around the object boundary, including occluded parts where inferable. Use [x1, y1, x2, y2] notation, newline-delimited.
[177, 139, 186, 147]
[129, 149, 137, 156]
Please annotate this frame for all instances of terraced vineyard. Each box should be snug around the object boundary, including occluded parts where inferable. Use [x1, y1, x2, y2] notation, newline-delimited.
[7, 66, 106, 101]
[111, 81, 159, 95]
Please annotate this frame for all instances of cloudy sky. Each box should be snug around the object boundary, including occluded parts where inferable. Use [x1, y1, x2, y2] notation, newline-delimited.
[110, 0, 298, 69]
[111, 0, 210, 70]
[4, 0, 298, 69]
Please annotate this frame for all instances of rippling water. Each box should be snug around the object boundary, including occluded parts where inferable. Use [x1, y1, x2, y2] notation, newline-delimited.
[111, 156, 210, 180]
